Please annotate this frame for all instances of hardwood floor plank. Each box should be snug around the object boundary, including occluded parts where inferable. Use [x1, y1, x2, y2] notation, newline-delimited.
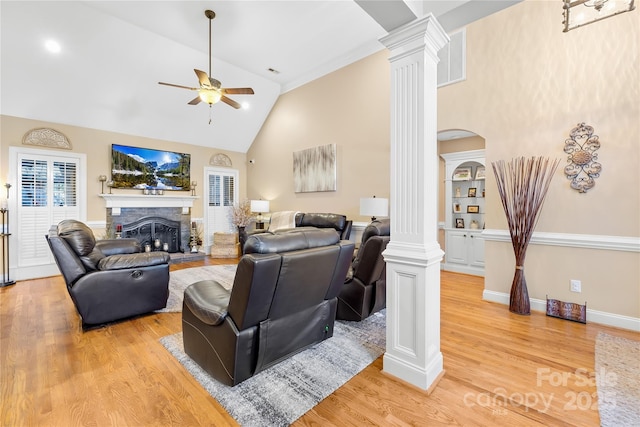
[2, 264, 638, 426]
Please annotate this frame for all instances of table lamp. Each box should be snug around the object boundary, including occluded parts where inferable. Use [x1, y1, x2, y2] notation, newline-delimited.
[360, 196, 389, 222]
[250, 200, 270, 230]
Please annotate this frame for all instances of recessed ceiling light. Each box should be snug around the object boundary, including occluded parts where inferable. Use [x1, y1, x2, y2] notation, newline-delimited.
[242, 102, 250, 110]
[45, 39, 61, 54]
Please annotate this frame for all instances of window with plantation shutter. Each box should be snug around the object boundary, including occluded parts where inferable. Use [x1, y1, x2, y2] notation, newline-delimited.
[222, 175, 234, 207]
[205, 168, 239, 251]
[208, 174, 235, 207]
[52, 161, 77, 207]
[209, 175, 221, 206]
[20, 159, 48, 207]
[13, 150, 83, 275]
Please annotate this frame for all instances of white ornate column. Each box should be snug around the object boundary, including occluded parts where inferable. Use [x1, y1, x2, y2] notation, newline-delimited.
[380, 15, 449, 391]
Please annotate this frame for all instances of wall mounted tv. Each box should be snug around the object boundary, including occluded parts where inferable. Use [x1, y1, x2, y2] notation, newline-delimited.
[111, 144, 191, 190]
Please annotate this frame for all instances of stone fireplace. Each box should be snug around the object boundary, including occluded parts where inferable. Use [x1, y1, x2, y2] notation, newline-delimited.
[100, 194, 198, 254]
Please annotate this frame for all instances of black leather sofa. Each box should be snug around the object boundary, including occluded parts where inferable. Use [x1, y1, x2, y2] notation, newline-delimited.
[46, 219, 171, 326]
[337, 219, 390, 321]
[293, 212, 352, 240]
[182, 228, 355, 386]
[243, 212, 352, 254]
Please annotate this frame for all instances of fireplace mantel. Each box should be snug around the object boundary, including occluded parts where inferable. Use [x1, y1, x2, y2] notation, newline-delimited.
[99, 193, 199, 211]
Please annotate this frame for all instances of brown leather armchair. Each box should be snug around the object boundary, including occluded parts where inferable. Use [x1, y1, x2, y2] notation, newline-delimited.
[46, 220, 171, 327]
[181, 228, 354, 386]
[337, 219, 390, 321]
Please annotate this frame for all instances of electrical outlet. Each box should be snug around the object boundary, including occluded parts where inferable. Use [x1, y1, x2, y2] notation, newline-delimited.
[570, 279, 582, 293]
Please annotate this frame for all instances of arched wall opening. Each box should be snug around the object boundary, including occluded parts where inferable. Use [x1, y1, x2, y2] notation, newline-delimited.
[437, 129, 486, 268]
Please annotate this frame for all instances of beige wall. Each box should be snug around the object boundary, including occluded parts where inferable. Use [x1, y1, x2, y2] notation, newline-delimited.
[0, 115, 248, 222]
[247, 50, 391, 223]
[248, 1, 639, 319]
[437, 0, 639, 318]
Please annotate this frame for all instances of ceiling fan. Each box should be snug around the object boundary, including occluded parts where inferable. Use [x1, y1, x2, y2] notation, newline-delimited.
[158, 10, 254, 110]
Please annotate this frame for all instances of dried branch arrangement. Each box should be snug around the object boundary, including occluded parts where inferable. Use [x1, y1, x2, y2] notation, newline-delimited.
[229, 199, 255, 227]
[491, 156, 560, 315]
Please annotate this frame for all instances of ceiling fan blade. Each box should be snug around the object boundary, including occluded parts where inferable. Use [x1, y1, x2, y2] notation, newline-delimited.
[221, 96, 241, 109]
[188, 96, 202, 105]
[159, 82, 198, 90]
[222, 88, 254, 95]
[194, 69, 211, 87]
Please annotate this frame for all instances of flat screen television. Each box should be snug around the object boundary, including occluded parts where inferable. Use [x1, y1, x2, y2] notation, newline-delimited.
[111, 144, 191, 190]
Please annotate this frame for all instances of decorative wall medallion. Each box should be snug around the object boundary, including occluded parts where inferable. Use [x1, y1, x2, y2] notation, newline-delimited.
[210, 153, 232, 167]
[563, 123, 601, 193]
[22, 128, 72, 149]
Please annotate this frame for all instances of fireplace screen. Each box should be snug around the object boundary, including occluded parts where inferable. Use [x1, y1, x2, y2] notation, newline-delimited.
[121, 216, 181, 253]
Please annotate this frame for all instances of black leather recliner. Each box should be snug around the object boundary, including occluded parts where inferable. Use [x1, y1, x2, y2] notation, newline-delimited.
[46, 219, 171, 326]
[181, 228, 355, 386]
[337, 218, 390, 321]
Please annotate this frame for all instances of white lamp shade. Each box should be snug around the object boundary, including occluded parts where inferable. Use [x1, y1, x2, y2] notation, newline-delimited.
[250, 200, 270, 213]
[360, 197, 388, 218]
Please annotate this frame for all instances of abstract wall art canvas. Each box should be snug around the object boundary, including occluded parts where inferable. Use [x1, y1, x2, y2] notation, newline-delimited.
[293, 144, 337, 193]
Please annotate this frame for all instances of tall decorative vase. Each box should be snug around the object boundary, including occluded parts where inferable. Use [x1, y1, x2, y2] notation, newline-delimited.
[510, 266, 530, 315]
[492, 157, 559, 315]
[238, 226, 247, 254]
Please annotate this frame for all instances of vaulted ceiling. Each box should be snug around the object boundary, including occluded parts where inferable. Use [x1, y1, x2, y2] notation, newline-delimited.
[1, 1, 520, 153]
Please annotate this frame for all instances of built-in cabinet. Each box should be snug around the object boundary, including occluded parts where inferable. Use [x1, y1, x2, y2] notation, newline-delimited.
[441, 150, 485, 276]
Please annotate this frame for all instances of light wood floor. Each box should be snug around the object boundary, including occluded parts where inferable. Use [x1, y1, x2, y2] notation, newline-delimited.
[2, 258, 638, 426]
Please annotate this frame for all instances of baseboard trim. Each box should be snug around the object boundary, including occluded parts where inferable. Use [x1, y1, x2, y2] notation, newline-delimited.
[482, 229, 640, 252]
[15, 264, 60, 281]
[441, 262, 484, 277]
[382, 351, 444, 391]
[482, 290, 640, 332]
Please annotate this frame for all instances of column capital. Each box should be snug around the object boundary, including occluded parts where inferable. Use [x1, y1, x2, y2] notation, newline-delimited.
[380, 13, 449, 61]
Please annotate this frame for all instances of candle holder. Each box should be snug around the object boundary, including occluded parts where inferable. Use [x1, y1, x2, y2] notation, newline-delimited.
[1, 183, 15, 287]
[191, 181, 197, 196]
[99, 175, 107, 194]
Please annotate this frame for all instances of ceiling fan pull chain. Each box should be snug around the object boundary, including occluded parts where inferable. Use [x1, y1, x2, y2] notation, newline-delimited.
[209, 105, 212, 125]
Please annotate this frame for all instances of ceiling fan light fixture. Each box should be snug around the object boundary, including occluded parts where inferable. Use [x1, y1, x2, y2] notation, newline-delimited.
[158, 9, 253, 113]
[199, 89, 221, 105]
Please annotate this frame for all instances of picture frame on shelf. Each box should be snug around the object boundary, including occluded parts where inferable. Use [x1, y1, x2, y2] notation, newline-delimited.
[468, 187, 477, 197]
[475, 166, 486, 180]
[455, 218, 465, 228]
[453, 202, 462, 213]
[467, 205, 480, 214]
[452, 167, 472, 181]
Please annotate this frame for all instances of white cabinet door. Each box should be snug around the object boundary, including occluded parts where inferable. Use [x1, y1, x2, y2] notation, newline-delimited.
[446, 230, 468, 265]
[468, 232, 485, 268]
[443, 229, 485, 275]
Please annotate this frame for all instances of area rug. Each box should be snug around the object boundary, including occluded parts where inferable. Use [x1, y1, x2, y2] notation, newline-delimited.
[595, 332, 640, 427]
[160, 310, 386, 426]
[157, 264, 237, 313]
